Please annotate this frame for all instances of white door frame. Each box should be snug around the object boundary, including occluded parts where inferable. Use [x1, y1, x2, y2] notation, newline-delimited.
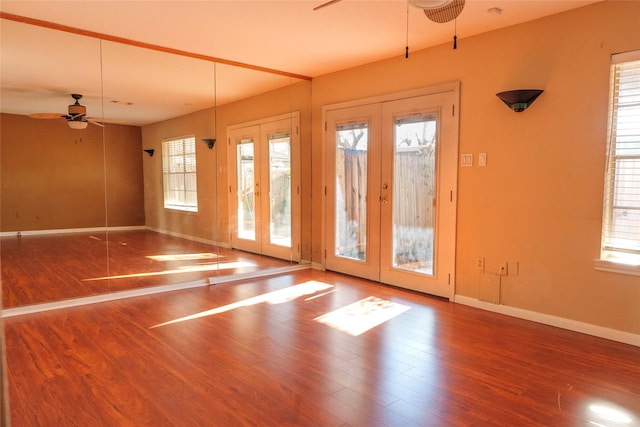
[320, 83, 460, 300]
[228, 112, 301, 262]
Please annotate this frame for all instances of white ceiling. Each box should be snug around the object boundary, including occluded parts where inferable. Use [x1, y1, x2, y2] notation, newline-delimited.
[1, 0, 601, 126]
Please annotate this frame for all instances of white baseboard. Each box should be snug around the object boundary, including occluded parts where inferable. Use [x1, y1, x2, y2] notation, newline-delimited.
[0, 225, 147, 237]
[148, 227, 230, 248]
[454, 295, 640, 348]
[2, 278, 209, 318]
[0, 226, 228, 249]
[3, 264, 312, 318]
[311, 262, 323, 270]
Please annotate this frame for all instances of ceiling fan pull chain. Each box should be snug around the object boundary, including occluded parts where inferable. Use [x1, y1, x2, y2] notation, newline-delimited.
[405, 0, 410, 58]
[453, 18, 458, 50]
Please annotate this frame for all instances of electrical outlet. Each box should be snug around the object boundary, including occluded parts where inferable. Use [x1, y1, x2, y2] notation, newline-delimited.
[476, 257, 485, 271]
[498, 262, 508, 276]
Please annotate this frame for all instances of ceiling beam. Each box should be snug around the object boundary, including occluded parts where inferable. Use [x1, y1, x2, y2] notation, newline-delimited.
[0, 12, 312, 81]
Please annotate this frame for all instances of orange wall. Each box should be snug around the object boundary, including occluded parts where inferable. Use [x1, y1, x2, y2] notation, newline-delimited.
[0, 113, 144, 231]
[310, 1, 640, 335]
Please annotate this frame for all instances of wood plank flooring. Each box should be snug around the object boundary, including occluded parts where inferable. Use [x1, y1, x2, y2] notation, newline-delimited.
[4, 268, 640, 426]
[1, 230, 293, 308]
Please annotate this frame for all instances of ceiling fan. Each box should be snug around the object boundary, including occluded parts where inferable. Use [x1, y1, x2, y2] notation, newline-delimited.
[314, 0, 465, 23]
[29, 94, 123, 130]
[314, 0, 465, 53]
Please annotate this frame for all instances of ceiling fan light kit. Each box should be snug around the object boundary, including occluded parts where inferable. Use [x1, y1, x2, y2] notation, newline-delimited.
[67, 120, 88, 130]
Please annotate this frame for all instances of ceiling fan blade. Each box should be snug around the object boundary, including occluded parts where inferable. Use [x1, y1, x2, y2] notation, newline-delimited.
[29, 113, 65, 119]
[88, 120, 105, 128]
[86, 117, 126, 125]
[313, 0, 342, 11]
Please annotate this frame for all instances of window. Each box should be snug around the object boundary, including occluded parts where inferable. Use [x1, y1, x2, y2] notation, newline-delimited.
[162, 136, 198, 212]
[598, 50, 640, 274]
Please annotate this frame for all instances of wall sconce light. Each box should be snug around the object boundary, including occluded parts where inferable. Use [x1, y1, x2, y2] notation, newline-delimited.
[496, 89, 544, 112]
[143, 149, 155, 157]
[202, 138, 216, 149]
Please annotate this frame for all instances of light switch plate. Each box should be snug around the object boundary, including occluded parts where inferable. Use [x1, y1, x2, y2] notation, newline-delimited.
[461, 153, 473, 167]
[478, 152, 487, 167]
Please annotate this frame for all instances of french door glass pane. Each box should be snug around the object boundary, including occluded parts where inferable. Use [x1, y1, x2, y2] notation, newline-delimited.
[392, 114, 436, 275]
[335, 122, 369, 261]
[237, 139, 256, 240]
[269, 133, 292, 247]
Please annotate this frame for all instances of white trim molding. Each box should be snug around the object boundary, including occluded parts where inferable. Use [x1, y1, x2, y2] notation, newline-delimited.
[2, 278, 209, 318]
[594, 258, 640, 277]
[148, 227, 231, 248]
[0, 225, 148, 238]
[454, 295, 640, 348]
[3, 264, 311, 318]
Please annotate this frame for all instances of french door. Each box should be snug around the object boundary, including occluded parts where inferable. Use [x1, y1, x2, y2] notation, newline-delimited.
[228, 113, 300, 262]
[324, 88, 458, 298]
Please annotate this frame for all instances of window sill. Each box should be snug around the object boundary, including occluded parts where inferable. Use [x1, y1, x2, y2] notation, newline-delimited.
[594, 258, 640, 277]
[164, 206, 198, 215]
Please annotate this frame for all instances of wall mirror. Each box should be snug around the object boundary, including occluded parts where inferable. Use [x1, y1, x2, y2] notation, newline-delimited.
[0, 17, 312, 310]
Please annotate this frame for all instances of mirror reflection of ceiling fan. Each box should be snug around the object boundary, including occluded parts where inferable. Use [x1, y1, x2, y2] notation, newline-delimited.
[29, 94, 124, 130]
[313, 0, 465, 23]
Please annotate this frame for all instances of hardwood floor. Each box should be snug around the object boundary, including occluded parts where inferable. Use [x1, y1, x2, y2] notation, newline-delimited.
[4, 268, 640, 426]
[1, 230, 293, 308]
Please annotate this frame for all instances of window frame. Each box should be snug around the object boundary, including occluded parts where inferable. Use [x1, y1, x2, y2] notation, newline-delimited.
[595, 50, 640, 276]
[161, 135, 198, 213]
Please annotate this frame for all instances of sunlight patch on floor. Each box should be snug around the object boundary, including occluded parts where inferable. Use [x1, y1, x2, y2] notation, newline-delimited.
[83, 261, 256, 281]
[314, 296, 410, 336]
[150, 280, 334, 328]
[146, 253, 222, 261]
